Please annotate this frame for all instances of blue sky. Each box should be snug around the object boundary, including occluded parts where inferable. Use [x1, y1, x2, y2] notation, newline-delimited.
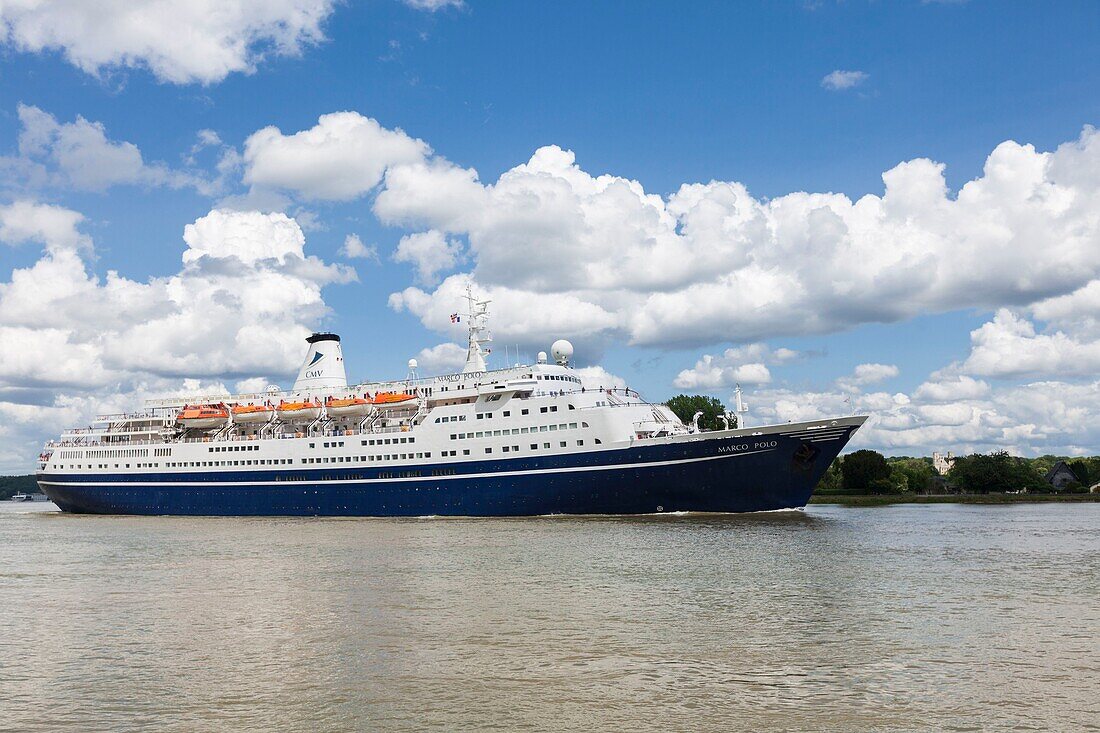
[1, 0, 1099, 470]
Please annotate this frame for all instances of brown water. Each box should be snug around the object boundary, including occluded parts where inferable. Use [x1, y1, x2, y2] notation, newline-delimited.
[1, 501, 1097, 732]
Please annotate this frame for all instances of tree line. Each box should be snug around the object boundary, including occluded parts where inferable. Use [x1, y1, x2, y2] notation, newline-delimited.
[817, 450, 1100, 495]
[0, 475, 39, 500]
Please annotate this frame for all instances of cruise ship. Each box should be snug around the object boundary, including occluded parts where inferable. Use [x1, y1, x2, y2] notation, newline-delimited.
[36, 289, 866, 516]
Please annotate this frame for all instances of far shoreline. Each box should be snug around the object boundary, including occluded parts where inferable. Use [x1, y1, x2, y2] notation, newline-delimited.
[810, 493, 1100, 507]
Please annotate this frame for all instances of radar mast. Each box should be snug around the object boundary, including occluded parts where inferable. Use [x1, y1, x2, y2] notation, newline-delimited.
[462, 284, 493, 373]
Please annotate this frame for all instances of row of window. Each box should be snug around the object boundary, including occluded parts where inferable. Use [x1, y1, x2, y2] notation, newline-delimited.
[169, 459, 295, 467]
[360, 436, 415, 446]
[305, 453, 432, 463]
[208, 444, 260, 453]
[84, 448, 150, 458]
[451, 422, 584, 440]
[494, 441, 580, 453]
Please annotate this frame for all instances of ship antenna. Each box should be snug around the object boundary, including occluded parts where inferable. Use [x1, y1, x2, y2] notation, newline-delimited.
[733, 383, 749, 428]
[462, 283, 493, 373]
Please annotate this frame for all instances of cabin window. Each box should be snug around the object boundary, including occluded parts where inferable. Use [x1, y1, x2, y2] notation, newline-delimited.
[485, 447, 492, 454]
[503, 411, 510, 417]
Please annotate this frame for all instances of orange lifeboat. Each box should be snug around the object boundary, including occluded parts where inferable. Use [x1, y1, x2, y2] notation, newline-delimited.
[325, 396, 372, 419]
[276, 400, 322, 423]
[177, 404, 229, 430]
[371, 391, 416, 406]
[231, 404, 275, 424]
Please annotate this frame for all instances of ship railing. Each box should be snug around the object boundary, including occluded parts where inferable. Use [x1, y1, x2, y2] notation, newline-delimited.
[370, 425, 414, 434]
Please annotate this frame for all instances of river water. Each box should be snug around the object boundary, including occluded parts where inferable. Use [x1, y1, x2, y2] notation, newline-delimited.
[1, 501, 1097, 732]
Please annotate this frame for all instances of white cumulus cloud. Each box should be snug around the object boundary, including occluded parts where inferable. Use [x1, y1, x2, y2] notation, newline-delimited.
[414, 342, 467, 374]
[393, 230, 463, 285]
[340, 233, 379, 262]
[836, 362, 900, 392]
[0, 199, 90, 253]
[243, 111, 430, 200]
[674, 343, 800, 389]
[821, 69, 869, 90]
[375, 125, 1100, 353]
[959, 309, 1100, 379]
[403, 0, 464, 10]
[2, 104, 213, 193]
[0, 0, 336, 84]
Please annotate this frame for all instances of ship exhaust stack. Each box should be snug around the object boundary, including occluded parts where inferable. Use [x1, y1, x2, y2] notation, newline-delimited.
[293, 333, 348, 391]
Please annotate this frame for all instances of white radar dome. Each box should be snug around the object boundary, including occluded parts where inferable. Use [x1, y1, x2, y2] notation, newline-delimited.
[408, 358, 418, 370]
[550, 339, 574, 366]
[537, 351, 547, 364]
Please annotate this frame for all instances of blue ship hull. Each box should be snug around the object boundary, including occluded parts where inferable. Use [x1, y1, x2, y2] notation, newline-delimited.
[38, 420, 862, 516]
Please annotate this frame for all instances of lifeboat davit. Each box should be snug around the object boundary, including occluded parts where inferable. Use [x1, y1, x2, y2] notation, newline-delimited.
[325, 397, 372, 418]
[371, 391, 416, 407]
[277, 400, 322, 423]
[177, 405, 229, 430]
[231, 404, 275, 424]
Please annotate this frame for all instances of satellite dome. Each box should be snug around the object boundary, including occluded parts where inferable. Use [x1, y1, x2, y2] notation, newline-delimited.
[550, 339, 573, 366]
[408, 358, 418, 370]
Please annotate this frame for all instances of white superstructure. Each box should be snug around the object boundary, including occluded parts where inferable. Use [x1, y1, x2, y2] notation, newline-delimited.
[38, 294, 691, 477]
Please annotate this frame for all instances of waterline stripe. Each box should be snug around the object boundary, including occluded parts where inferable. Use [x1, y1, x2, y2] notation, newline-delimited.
[41, 448, 775, 488]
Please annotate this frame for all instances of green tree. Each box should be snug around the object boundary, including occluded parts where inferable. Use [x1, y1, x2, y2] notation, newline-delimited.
[948, 451, 1046, 494]
[840, 450, 891, 493]
[665, 395, 729, 431]
[1068, 459, 1092, 485]
[890, 459, 935, 494]
[815, 460, 843, 493]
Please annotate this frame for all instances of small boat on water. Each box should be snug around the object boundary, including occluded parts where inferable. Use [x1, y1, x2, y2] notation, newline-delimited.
[372, 391, 416, 406]
[325, 397, 372, 418]
[177, 405, 229, 430]
[277, 400, 322, 422]
[10, 493, 34, 502]
[231, 404, 275, 424]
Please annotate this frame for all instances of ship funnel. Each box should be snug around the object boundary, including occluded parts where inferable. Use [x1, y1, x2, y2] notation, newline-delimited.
[293, 333, 348, 391]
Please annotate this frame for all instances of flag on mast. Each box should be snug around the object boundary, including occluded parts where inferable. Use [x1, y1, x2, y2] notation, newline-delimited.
[450, 313, 461, 323]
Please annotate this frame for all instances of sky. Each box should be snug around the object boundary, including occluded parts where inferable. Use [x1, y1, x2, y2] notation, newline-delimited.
[1, 0, 1099, 471]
